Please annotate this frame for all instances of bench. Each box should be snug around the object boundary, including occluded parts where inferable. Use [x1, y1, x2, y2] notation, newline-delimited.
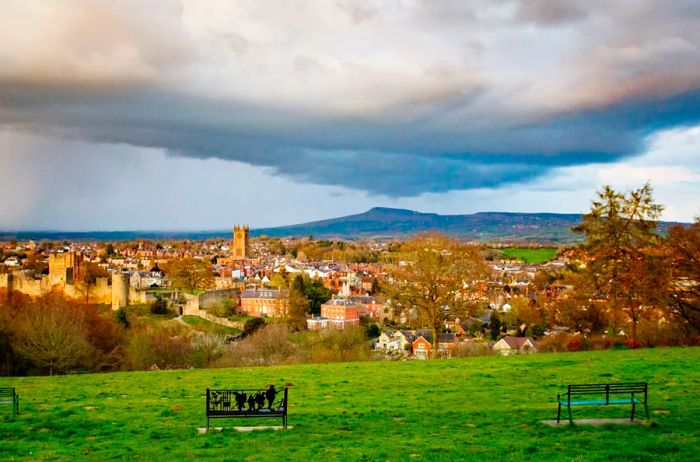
[557, 382, 648, 423]
[206, 386, 288, 430]
[0, 387, 19, 416]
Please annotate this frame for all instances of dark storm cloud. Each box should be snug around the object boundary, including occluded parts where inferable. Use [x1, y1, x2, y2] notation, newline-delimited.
[1, 0, 700, 197]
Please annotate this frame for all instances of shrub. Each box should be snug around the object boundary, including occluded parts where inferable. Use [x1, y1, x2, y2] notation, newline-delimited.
[451, 341, 493, 357]
[150, 296, 169, 315]
[206, 298, 235, 318]
[243, 317, 266, 336]
[537, 333, 568, 353]
[302, 328, 371, 363]
[124, 325, 191, 370]
[216, 324, 299, 367]
[189, 332, 226, 368]
[115, 308, 130, 328]
[365, 324, 381, 339]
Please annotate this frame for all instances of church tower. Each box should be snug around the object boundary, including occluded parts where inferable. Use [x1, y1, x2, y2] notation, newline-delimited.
[232, 225, 250, 260]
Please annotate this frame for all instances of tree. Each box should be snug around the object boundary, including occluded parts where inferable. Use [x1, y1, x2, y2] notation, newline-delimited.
[489, 311, 502, 341]
[269, 271, 288, 289]
[572, 183, 665, 339]
[115, 307, 130, 329]
[105, 243, 117, 257]
[386, 234, 489, 357]
[365, 323, 381, 339]
[303, 278, 332, 316]
[286, 287, 310, 331]
[664, 220, 700, 336]
[371, 277, 381, 295]
[13, 296, 91, 375]
[164, 258, 215, 292]
[80, 262, 109, 303]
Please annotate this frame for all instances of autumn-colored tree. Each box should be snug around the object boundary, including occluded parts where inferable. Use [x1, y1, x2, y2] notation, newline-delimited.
[572, 183, 665, 339]
[164, 257, 215, 292]
[284, 275, 309, 331]
[386, 234, 489, 357]
[13, 295, 91, 375]
[664, 220, 700, 336]
[269, 270, 288, 289]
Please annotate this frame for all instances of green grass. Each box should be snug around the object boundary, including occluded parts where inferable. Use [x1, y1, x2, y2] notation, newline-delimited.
[1, 348, 698, 461]
[181, 316, 241, 336]
[501, 247, 558, 264]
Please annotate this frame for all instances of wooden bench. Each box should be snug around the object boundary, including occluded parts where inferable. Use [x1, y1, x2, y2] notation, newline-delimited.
[557, 382, 648, 423]
[206, 386, 288, 430]
[0, 388, 19, 417]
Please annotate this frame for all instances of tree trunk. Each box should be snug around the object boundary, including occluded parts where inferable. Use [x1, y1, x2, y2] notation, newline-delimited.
[431, 324, 439, 359]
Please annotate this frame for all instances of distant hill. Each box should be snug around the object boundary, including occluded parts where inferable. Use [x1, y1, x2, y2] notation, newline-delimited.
[251, 207, 585, 243]
[1, 207, 686, 243]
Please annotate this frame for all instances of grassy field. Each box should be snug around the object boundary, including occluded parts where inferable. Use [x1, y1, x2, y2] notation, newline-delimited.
[1, 348, 698, 461]
[501, 247, 558, 264]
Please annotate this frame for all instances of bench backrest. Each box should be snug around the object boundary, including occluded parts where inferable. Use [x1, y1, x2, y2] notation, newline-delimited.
[206, 387, 287, 414]
[568, 382, 647, 395]
[0, 388, 16, 398]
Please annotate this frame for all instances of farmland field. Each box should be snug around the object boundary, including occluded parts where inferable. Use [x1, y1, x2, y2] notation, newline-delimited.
[500, 247, 558, 264]
[1, 348, 699, 461]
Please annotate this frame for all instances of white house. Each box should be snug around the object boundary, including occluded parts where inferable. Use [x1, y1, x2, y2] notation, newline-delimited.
[492, 336, 538, 355]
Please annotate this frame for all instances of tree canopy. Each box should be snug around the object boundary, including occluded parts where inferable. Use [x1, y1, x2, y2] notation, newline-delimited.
[386, 233, 489, 357]
[572, 183, 665, 339]
[164, 257, 215, 292]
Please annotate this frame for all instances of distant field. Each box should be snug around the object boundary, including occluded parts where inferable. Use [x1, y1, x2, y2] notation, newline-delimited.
[501, 247, 558, 264]
[1, 348, 698, 461]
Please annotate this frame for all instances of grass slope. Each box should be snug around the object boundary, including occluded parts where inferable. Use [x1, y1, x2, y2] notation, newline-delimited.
[501, 247, 558, 264]
[1, 348, 698, 461]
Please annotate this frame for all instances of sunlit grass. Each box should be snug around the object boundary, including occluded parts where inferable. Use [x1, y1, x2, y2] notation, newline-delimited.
[500, 247, 558, 264]
[1, 348, 698, 461]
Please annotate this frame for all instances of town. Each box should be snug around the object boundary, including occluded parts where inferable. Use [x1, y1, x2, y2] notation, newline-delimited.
[2, 191, 697, 372]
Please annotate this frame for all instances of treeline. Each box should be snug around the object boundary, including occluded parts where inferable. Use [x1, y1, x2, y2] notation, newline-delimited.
[264, 238, 381, 263]
[0, 293, 371, 376]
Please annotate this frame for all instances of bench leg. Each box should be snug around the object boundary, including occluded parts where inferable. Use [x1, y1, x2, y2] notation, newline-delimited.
[568, 405, 573, 424]
[556, 402, 561, 423]
[630, 401, 636, 421]
[206, 417, 209, 433]
[644, 402, 649, 419]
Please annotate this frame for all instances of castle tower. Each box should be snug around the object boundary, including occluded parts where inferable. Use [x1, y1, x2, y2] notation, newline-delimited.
[232, 225, 250, 261]
[111, 272, 130, 310]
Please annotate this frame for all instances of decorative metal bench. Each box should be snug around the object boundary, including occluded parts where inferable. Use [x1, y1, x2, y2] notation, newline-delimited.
[557, 382, 649, 423]
[206, 386, 288, 430]
[0, 387, 20, 417]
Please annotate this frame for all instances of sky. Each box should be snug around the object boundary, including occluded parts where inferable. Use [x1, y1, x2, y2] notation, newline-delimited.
[1, 0, 699, 230]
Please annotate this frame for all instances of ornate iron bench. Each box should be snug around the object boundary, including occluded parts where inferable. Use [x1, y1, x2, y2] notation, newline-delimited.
[0, 387, 19, 417]
[206, 386, 288, 430]
[557, 382, 648, 423]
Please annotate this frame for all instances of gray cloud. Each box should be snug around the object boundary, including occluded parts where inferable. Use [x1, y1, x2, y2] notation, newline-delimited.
[1, 1, 700, 197]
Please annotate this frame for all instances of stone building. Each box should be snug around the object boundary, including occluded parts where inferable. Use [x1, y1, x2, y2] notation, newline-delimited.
[232, 225, 250, 260]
